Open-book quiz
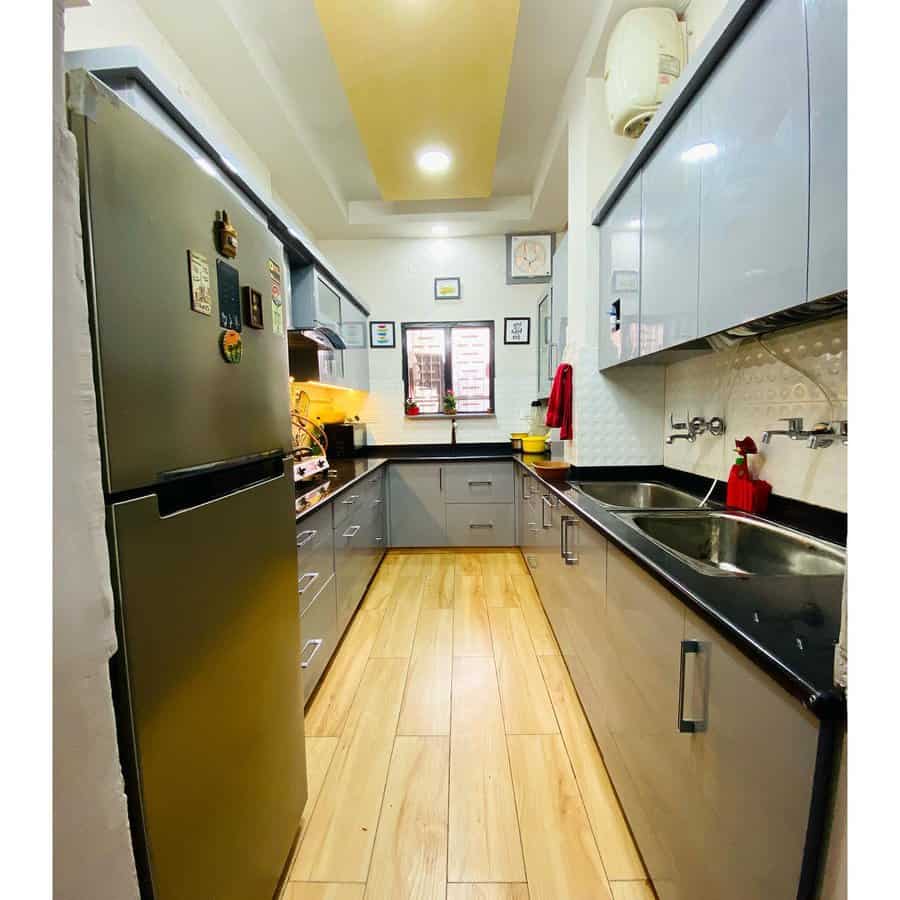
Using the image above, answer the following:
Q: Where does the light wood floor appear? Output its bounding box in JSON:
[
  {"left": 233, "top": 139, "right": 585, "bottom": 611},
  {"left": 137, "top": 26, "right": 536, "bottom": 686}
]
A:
[{"left": 285, "top": 549, "right": 654, "bottom": 900}]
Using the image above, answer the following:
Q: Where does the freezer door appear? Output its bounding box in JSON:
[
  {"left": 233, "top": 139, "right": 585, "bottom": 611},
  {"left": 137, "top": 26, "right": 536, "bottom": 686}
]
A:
[
  {"left": 109, "top": 464, "right": 306, "bottom": 900},
  {"left": 74, "top": 91, "right": 291, "bottom": 494}
]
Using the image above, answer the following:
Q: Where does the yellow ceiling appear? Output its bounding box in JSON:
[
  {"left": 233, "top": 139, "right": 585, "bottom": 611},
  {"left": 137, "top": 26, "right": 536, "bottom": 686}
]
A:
[{"left": 314, "top": 0, "right": 521, "bottom": 202}]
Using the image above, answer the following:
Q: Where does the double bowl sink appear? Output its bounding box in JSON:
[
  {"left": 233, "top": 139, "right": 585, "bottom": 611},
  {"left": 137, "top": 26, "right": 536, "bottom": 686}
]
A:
[{"left": 569, "top": 481, "right": 845, "bottom": 578}]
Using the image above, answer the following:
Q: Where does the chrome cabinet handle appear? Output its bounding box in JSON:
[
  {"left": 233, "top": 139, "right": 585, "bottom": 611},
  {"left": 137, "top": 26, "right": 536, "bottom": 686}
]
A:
[
  {"left": 374, "top": 498, "right": 383, "bottom": 505},
  {"left": 548, "top": 342, "right": 557, "bottom": 378},
  {"left": 468, "top": 480, "right": 493, "bottom": 487},
  {"left": 469, "top": 522, "right": 494, "bottom": 529},
  {"left": 298, "top": 571, "right": 319, "bottom": 594},
  {"left": 527, "top": 521, "right": 539, "bottom": 534},
  {"left": 541, "top": 494, "right": 555, "bottom": 529},
  {"left": 300, "top": 638, "right": 323, "bottom": 669},
  {"left": 439, "top": 468, "right": 443, "bottom": 492},
  {"left": 522, "top": 474, "right": 532, "bottom": 499},
  {"left": 561, "top": 516, "right": 578, "bottom": 565},
  {"left": 375, "top": 536, "right": 384, "bottom": 543},
  {"left": 296, "top": 529, "right": 317, "bottom": 548},
  {"left": 677, "top": 640, "right": 707, "bottom": 733},
  {"left": 342, "top": 524, "right": 361, "bottom": 538},
  {"left": 342, "top": 495, "right": 360, "bottom": 505}
]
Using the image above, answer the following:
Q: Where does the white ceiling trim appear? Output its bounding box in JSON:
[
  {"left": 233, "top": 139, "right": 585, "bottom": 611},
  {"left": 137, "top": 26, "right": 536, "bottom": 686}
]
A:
[{"left": 348, "top": 195, "right": 533, "bottom": 226}]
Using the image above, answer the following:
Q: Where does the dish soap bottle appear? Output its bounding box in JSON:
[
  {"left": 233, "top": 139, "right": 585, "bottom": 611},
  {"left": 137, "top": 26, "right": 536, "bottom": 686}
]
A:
[{"left": 726, "top": 437, "right": 772, "bottom": 514}]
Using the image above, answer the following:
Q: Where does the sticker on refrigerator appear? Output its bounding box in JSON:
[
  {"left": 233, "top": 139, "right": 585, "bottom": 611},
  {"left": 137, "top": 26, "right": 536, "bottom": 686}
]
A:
[
  {"left": 187, "top": 250, "right": 211, "bottom": 316},
  {"left": 219, "top": 329, "right": 243, "bottom": 363},
  {"left": 242, "top": 285, "right": 264, "bottom": 329},
  {"left": 216, "top": 260, "right": 241, "bottom": 331},
  {"left": 267, "top": 258, "right": 284, "bottom": 336}
]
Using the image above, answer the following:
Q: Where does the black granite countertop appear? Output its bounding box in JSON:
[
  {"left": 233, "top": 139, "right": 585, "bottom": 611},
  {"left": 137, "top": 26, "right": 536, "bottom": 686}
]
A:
[
  {"left": 294, "top": 457, "right": 387, "bottom": 522},
  {"left": 292, "top": 443, "right": 846, "bottom": 718}
]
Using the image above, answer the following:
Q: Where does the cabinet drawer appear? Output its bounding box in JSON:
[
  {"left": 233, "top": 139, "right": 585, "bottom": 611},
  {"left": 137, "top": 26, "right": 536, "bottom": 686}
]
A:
[
  {"left": 444, "top": 462, "right": 514, "bottom": 504},
  {"left": 446, "top": 502, "right": 515, "bottom": 546},
  {"left": 333, "top": 486, "right": 366, "bottom": 531},
  {"left": 296, "top": 505, "right": 334, "bottom": 602},
  {"left": 300, "top": 573, "right": 337, "bottom": 703},
  {"left": 360, "top": 468, "right": 386, "bottom": 516}
]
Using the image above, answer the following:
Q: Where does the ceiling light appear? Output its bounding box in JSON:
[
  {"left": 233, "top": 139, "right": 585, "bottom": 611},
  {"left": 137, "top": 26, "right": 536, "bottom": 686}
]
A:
[
  {"left": 431, "top": 224, "right": 449, "bottom": 236},
  {"left": 417, "top": 148, "right": 452, "bottom": 174},
  {"left": 681, "top": 142, "right": 719, "bottom": 163}
]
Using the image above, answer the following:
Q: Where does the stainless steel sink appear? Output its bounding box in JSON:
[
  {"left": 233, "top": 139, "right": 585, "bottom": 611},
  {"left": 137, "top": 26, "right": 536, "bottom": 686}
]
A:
[
  {"left": 570, "top": 481, "right": 707, "bottom": 509},
  {"left": 614, "top": 510, "right": 846, "bottom": 577}
]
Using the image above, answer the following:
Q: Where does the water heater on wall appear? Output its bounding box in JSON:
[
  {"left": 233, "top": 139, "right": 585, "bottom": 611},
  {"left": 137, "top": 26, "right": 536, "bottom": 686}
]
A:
[{"left": 605, "top": 7, "right": 687, "bottom": 138}]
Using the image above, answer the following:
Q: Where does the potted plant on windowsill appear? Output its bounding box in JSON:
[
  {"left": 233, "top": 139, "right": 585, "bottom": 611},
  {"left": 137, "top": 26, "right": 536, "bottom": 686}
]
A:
[
  {"left": 442, "top": 390, "right": 457, "bottom": 416},
  {"left": 405, "top": 397, "right": 420, "bottom": 416}
]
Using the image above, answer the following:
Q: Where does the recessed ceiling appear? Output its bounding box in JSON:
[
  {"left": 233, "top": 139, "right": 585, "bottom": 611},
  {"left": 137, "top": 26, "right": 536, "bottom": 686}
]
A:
[{"left": 314, "top": 0, "right": 520, "bottom": 202}]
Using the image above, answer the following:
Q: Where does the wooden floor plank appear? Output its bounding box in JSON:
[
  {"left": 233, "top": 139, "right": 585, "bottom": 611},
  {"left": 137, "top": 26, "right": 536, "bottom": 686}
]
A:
[
  {"left": 609, "top": 881, "right": 655, "bottom": 900},
  {"left": 509, "top": 574, "right": 559, "bottom": 655},
  {"left": 398, "top": 653, "right": 452, "bottom": 736},
  {"left": 286, "top": 885, "right": 365, "bottom": 900},
  {"left": 305, "top": 609, "right": 385, "bottom": 737},
  {"left": 362, "top": 562, "right": 402, "bottom": 612},
  {"left": 449, "top": 658, "right": 525, "bottom": 883},
  {"left": 293, "top": 737, "right": 338, "bottom": 852},
  {"left": 539, "top": 655, "right": 646, "bottom": 881},
  {"left": 455, "top": 554, "right": 483, "bottom": 577},
  {"left": 446, "top": 886, "right": 529, "bottom": 900},
  {"left": 488, "top": 608, "right": 558, "bottom": 734},
  {"left": 293, "top": 658, "right": 408, "bottom": 883},
  {"left": 507, "top": 734, "right": 613, "bottom": 900},
  {"left": 422, "top": 555, "right": 455, "bottom": 609},
  {"left": 482, "top": 573, "right": 520, "bottom": 609},
  {"left": 413, "top": 609, "right": 453, "bottom": 658},
  {"left": 453, "top": 575, "right": 494, "bottom": 657},
  {"left": 363, "top": 736, "right": 449, "bottom": 900},
  {"left": 370, "top": 577, "right": 425, "bottom": 658}
]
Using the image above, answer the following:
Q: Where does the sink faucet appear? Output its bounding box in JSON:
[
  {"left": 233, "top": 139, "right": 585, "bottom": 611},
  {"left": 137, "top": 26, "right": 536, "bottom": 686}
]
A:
[
  {"left": 761, "top": 417, "right": 809, "bottom": 444},
  {"left": 666, "top": 431, "right": 695, "bottom": 444},
  {"left": 450, "top": 416, "right": 457, "bottom": 446}
]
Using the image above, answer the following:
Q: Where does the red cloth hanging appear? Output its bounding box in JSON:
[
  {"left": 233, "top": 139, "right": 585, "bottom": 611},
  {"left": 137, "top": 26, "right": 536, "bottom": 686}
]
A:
[{"left": 545, "top": 363, "right": 573, "bottom": 440}]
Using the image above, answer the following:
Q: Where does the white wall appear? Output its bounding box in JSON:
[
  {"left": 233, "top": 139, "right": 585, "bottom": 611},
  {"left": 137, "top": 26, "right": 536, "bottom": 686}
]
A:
[
  {"left": 663, "top": 317, "right": 848, "bottom": 511},
  {"left": 684, "top": 0, "right": 731, "bottom": 56},
  {"left": 319, "top": 237, "right": 546, "bottom": 445},
  {"left": 53, "top": 1, "right": 140, "bottom": 897}
]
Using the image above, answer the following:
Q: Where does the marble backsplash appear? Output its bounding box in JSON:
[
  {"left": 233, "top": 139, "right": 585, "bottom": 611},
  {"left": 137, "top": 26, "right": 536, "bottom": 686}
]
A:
[{"left": 663, "top": 316, "right": 847, "bottom": 511}]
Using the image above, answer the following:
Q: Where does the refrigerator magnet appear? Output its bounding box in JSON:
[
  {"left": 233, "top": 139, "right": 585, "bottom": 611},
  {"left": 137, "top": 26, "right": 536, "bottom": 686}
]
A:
[
  {"left": 187, "top": 250, "right": 211, "bottom": 316},
  {"left": 216, "top": 260, "right": 242, "bottom": 332},
  {"left": 219, "top": 329, "right": 243, "bottom": 364},
  {"left": 242, "top": 286, "right": 264, "bottom": 329},
  {"left": 267, "top": 258, "right": 284, "bottom": 336}
]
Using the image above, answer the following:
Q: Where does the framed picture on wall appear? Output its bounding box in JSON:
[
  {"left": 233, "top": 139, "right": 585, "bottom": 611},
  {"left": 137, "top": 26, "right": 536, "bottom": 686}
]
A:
[
  {"left": 369, "top": 320, "right": 396, "bottom": 348},
  {"left": 434, "top": 277, "right": 461, "bottom": 301},
  {"left": 504, "top": 317, "right": 531, "bottom": 345}
]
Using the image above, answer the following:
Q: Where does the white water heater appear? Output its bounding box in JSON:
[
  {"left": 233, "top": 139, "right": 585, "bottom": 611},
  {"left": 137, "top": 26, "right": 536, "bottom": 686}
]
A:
[{"left": 605, "top": 7, "right": 687, "bottom": 138}]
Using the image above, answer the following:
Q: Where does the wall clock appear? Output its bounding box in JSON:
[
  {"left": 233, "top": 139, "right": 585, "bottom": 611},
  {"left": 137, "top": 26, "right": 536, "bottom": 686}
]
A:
[{"left": 506, "top": 232, "right": 555, "bottom": 284}]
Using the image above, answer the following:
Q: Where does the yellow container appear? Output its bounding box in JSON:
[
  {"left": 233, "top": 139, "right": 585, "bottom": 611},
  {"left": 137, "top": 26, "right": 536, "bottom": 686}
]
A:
[{"left": 521, "top": 434, "right": 550, "bottom": 453}]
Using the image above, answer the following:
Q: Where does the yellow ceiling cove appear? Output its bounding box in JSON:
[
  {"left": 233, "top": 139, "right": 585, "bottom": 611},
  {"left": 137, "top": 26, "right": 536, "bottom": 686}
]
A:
[{"left": 315, "top": 0, "right": 521, "bottom": 201}]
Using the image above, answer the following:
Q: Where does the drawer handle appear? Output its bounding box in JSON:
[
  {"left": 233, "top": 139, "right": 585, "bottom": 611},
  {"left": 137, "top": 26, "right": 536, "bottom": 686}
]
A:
[
  {"left": 468, "top": 480, "right": 493, "bottom": 487},
  {"left": 374, "top": 498, "right": 383, "bottom": 505},
  {"left": 522, "top": 474, "right": 532, "bottom": 499},
  {"left": 342, "top": 524, "right": 361, "bottom": 538},
  {"left": 561, "top": 516, "right": 578, "bottom": 565},
  {"left": 541, "top": 494, "right": 555, "bottom": 529},
  {"left": 375, "top": 536, "right": 384, "bottom": 543},
  {"left": 300, "top": 638, "right": 323, "bottom": 669},
  {"left": 298, "top": 571, "right": 319, "bottom": 594},
  {"left": 296, "top": 529, "right": 317, "bottom": 548},
  {"left": 469, "top": 522, "right": 494, "bottom": 529},
  {"left": 677, "top": 640, "right": 707, "bottom": 733},
  {"left": 342, "top": 495, "right": 360, "bottom": 505}
]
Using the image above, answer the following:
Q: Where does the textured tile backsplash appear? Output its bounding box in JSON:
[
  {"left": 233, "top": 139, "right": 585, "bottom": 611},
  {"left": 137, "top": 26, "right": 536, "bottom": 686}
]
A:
[{"left": 664, "top": 316, "right": 847, "bottom": 511}]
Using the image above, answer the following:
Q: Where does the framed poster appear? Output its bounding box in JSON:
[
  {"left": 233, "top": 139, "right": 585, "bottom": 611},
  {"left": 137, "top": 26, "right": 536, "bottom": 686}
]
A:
[
  {"left": 369, "top": 320, "right": 396, "bottom": 348},
  {"left": 504, "top": 317, "right": 531, "bottom": 345},
  {"left": 434, "top": 277, "right": 461, "bottom": 300}
]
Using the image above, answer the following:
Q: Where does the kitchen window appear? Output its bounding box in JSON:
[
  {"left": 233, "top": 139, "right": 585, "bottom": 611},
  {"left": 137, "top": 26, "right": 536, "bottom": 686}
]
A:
[{"left": 402, "top": 321, "right": 495, "bottom": 415}]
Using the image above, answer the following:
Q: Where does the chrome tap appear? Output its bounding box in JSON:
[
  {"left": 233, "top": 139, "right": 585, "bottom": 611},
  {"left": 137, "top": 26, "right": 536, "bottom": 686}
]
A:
[
  {"left": 666, "top": 431, "right": 696, "bottom": 444},
  {"left": 761, "top": 417, "right": 807, "bottom": 444},
  {"left": 450, "top": 416, "right": 457, "bottom": 446}
]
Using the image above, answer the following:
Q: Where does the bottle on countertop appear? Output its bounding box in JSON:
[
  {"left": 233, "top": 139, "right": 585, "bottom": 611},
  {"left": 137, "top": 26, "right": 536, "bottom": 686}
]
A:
[{"left": 726, "top": 437, "right": 772, "bottom": 514}]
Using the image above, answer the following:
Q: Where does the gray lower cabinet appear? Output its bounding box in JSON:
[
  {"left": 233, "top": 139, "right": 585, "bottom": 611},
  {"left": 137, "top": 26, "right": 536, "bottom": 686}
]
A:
[
  {"left": 520, "top": 504, "right": 823, "bottom": 900},
  {"left": 443, "top": 461, "right": 514, "bottom": 504},
  {"left": 389, "top": 463, "right": 447, "bottom": 547},
  {"left": 446, "top": 503, "right": 515, "bottom": 547},
  {"left": 299, "top": 574, "right": 337, "bottom": 702}
]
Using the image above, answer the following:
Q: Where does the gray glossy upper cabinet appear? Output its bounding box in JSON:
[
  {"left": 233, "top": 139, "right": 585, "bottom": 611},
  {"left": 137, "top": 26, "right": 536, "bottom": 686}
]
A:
[
  {"left": 551, "top": 235, "right": 568, "bottom": 370},
  {"left": 536, "top": 291, "right": 553, "bottom": 396},
  {"left": 340, "top": 298, "right": 370, "bottom": 392},
  {"left": 640, "top": 104, "right": 703, "bottom": 354},
  {"left": 697, "top": 0, "right": 810, "bottom": 335},
  {"left": 388, "top": 463, "right": 446, "bottom": 547},
  {"left": 806, "top": 0, "right": 847, "bottom": 300},
  {"left": 598, "top": 175, "right": 642, "bottom": 370}
]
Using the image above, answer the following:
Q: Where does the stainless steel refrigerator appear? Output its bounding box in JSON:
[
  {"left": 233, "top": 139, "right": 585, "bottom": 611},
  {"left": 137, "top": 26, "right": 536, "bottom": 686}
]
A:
[{"left": 70, "top": 77, "right": 307, "bottom": 900}]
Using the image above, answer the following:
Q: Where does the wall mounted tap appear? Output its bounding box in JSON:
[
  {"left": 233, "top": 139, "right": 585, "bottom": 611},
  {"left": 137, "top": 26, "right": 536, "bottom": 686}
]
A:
[
  {"left": 666, "top": 412, "right": 725, "bottom": 444},
  {"left": 761, "top": 417, "right": 807, "bottom": 444},
  {"left": 666, "top": 431, "right": 696, "bottom": 444}
]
